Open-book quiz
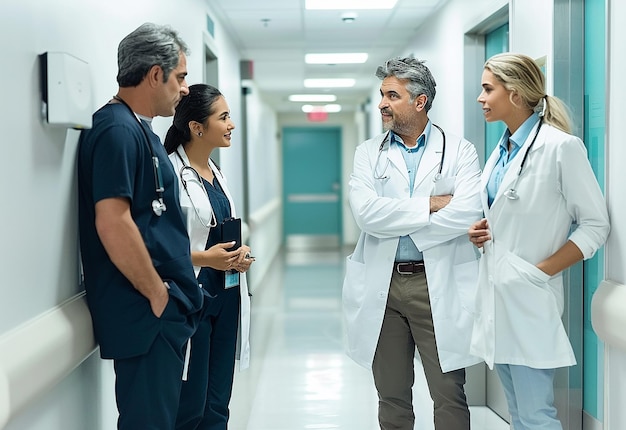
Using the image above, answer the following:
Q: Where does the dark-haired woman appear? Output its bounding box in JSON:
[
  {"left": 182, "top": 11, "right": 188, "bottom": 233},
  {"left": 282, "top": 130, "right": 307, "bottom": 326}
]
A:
[{"left": 165, "top": 83, "right": 252, "bottom": 430}]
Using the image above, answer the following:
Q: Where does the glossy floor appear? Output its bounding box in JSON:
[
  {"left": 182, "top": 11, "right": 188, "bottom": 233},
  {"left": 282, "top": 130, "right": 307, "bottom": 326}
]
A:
[{"left": 229, "top": 248, "right": 510, "bottom": 430}]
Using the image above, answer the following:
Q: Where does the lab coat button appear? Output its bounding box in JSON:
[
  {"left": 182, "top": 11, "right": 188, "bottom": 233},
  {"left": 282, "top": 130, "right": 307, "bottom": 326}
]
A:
[{"left": 378, "top": 292, "right": 386, "bottom": 300}]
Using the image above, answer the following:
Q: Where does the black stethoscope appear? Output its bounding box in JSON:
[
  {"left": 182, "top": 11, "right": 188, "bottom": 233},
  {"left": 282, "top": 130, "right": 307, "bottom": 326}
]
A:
[
  {"left": 113, "top": 95, "right": 167, "bottom": 216},
  {"left": 175, "top": 150, "right": 217, "bottom": 228},
  {"left": 374, "top": 124, "right": 446, "bottom": 181},
  {"left": 503, "top": 119, "right": 544, "bottom": 200}
]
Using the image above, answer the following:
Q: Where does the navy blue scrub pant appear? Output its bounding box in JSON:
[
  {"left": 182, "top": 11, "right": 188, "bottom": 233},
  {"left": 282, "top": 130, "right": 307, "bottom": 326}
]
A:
[
  {"left": 175, "top": 285, "right": 240, "bottom": 430},
  {"left": 113, "top": 297, "right": 196, "bottom": 430}
]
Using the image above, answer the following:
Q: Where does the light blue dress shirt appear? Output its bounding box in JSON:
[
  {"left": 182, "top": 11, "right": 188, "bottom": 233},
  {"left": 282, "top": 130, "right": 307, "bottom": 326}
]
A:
[
  {"left": 394, "top": 122, "right": 432, "bottom": 262},
  {"left": 487, "top": 113, "right": 540, "bottom": 207}
]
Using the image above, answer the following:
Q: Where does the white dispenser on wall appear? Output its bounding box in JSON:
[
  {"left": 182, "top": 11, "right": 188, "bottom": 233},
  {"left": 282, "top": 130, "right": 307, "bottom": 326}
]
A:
[{"left": 39, "top": 52, "right": 92, "bottom": 129}]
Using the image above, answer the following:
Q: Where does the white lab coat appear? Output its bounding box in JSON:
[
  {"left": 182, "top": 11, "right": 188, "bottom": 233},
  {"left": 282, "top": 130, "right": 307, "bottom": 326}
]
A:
[
  {"left": 343, "top": 125, "right": 483, "bottom": 372},
  {"left": 470, "top": 122, "right": 610, "bottom": 370},
  {"left": 168, "top": 146, "right": 251, "bottom": 370}
]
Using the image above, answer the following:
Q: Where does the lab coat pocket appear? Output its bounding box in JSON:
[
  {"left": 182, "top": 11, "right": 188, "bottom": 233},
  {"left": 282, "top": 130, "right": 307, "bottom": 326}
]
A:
[
  {"left": 505, "top": 252, "right": 551, "bottom": 285},
  {"left": 342, "top": 254, "right": 366, "bottom": 312},
  {"left": 431, "top": 176, "right": 456, "bottom": 196},
  {"left": 493, "top": 250, "right": 571, "bottom": 367},
  {"left": 495, "top": 250, "right": 556, "bottom": 320}
]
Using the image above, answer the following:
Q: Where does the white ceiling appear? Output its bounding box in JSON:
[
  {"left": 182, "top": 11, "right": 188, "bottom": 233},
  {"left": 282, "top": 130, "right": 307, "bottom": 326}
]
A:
[{"left": 207, "top": 0, "right": 447, "bottom": 113}]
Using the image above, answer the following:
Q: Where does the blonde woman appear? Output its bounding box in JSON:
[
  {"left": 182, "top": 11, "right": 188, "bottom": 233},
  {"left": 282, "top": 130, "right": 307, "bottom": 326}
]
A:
[{"left": 468, "top": 53, "right": 609, "bottom": 429}]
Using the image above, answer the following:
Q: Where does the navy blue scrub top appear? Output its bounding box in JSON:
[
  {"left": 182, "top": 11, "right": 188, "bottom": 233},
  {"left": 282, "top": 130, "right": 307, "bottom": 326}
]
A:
[
  {"left": 197, "top": 174, "right": 232, "bottom": 296},
  {"left": 77, "top": 103, "right": 202, "bottom": 359}
]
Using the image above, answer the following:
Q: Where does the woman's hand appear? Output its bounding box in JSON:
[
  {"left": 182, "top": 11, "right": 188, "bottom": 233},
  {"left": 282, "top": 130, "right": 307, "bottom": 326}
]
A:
[
  {"left": 200, "top": 242, "right": 240, "bottom": 271},
  {"left": 232, "top": 245, "right": 255, "bottom": 273},
  {"left": 468, "top": 218, "right": 491, "bottom": 249}
]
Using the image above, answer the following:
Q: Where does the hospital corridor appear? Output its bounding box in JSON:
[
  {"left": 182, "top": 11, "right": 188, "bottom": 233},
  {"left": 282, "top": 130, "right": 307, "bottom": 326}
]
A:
[
  {"left": 3, "top": 0, "right": 626, "bottom": 429},
  {"left": 228, "top": 247, "right": 509, "bottom": 430}
]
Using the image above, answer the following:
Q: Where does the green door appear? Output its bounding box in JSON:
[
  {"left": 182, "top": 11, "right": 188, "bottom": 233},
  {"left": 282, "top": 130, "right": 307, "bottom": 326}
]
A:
[
  {"left": 282, "top": 127, "right": 342, "bottom": 248},
  {"left": 583, "top": 0, "right": 607, "bottom": 422},
  {"left": 484, "top": 22, "right": 510, "bottom": 423},
  {"left": 485, "top": 23, "right": 509, "bottom": 157}
]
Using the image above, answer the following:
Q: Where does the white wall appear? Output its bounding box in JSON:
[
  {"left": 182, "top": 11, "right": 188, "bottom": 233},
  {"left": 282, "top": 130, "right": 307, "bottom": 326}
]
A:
[
  {"left": 0, "top": 1, "right": 281, "bottom": 428},
  {"left": 604, "top": 0, "right": 626, "bottom": 428},
  {"left": 509, "top": 0, "right": 553, "bottom": 93},
  {"left": 241, "top": 79, "right": 282, "bottom": 291},
  {"left": 198, "top": 6, "right": 246, "bottom": 215}
]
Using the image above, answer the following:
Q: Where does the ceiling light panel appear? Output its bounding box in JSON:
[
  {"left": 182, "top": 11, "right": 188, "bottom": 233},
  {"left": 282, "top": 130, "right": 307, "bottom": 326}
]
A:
[
  {"left": 324, "top": 104, "right": 342, "bottom": 113},
  {"left": 305, "top": 53, "right": 368, "bottom": 64},
  {"left": 305, "top": 0, "right": 397, "bottom": 10},
  {"left": 304, "top": 78, "right": 356, "bottom": 88},
  {"left": 289, "top": 94, "right": 337, "bottom": 102}
]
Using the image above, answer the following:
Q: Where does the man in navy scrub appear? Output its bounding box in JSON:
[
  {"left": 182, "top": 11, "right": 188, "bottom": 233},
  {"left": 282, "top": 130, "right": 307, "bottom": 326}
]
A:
[{"left": 77, "top": 23, "right": 203, "bottom": 429}]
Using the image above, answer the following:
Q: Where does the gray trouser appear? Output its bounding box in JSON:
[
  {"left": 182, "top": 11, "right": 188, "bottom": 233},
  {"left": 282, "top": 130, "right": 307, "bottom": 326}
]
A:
[{"left": 372, "top": 271, "right": 470, "bottom": 430}]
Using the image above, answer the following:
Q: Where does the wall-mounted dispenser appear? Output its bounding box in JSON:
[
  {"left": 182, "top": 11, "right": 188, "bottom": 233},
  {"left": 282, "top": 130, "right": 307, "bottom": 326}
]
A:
[{"left": 39, "top": 52, "right": 92, "bottom": 129}]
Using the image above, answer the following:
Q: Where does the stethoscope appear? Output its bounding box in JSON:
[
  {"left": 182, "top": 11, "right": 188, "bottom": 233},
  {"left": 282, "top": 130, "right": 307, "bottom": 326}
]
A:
[
  {"left": 374, "top": 124, "right": 446, "bottom": 181},
  {"left": 113, "top": 95, "right": 167, "bottom": 216},
  {"left": 176, "top": 150, "right": 217, "bottom": 228},
  {"left": 503, "top": 119, "right": 544, "bottom": 200}
]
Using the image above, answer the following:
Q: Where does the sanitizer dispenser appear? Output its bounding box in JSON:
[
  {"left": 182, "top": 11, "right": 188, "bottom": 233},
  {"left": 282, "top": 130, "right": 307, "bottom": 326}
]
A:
[{"left": 39, "top": 52, "right": 93, "bottom": 129}]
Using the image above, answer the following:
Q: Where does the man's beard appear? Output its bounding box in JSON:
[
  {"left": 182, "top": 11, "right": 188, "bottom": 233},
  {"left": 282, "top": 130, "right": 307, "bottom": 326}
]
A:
[{"left": 381, "top": 115, "right": 411, "bottom": 137}]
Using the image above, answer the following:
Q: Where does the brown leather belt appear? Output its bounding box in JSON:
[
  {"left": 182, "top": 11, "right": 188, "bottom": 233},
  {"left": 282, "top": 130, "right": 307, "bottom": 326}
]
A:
[{"left": 395, "top": 261, "right": 425, "bottom": 275}]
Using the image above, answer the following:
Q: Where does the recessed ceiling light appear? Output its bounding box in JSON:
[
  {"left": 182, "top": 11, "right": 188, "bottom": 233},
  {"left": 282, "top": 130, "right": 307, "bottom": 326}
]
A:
[
  {"left": 289, "top": 94, "right": 337, "bottom": 102},
  {"left": 324, "top": 104, "right": 342, "bottom": 113},
  {"left": 305, "top": 0, "right": 397, "bottom": 10},
  {"left": 305, "top": 53, "right": 368, "bottom": 64},
  {"left": 304, "top": 78, "right": 356, "bottom": 88}
]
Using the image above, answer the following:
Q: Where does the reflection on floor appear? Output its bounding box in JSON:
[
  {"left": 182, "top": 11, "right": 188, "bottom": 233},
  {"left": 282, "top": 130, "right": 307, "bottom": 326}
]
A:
[{"left": 229, "top": 248, "right": 510, "bottom": 430}]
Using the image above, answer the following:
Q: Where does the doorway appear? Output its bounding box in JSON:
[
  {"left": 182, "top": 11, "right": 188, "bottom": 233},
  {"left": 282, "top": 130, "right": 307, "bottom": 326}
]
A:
[
  {"left": 282, "top": 127, "right": 342, "bottom": 249},
  {"left": 203, "top": 37, "right": 220, "bottom": 167}
]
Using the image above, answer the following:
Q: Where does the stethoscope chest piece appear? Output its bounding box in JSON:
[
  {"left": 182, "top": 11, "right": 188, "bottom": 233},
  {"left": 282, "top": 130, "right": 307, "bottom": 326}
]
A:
[
  {"left": 503, "top": 188, "right": 519, "bottom": 200},
  {"left": 499, "top": 119, "right": 544, "bottom": 202},
  {"left": 113, "top": 95, "right": 167, "bottom": 217},
  {"left": 152, "top": 199, "right": 167, "bottom": 216}
]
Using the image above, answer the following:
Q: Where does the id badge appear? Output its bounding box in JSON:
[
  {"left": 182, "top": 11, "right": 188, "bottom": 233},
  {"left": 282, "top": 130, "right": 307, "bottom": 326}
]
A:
[{"left": 225, "top": 270, "right": 240, "bottom": 289}]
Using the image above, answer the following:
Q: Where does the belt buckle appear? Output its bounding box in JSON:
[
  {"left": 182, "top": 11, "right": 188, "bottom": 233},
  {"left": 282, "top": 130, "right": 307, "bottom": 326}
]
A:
[
  {"left": 396, "top": 263, "right": 413, "bottom": 275},
  {"left": 395, "top": 261, "right": 424, "bottom": 275}
]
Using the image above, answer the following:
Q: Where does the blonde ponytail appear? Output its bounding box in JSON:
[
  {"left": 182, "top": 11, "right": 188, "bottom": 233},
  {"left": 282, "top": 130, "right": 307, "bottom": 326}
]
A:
[{"left": 485, "top": 53, "right": 573, "bottom": 134}]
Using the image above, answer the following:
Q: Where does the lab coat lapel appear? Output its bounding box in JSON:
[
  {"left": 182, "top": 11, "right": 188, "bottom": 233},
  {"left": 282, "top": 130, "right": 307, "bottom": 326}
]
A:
[
  {"left": 211, "top": 159, "right": 236, "bottom": 216},
  {"left": 481, "top": 149, "right": 500, "bottom": 213},
  {"left": 175, "top": 146, "right": 197, "bottom": 185},
  {"left": 386, "top": 142, "right": 410, "bottom": 186},
  {"left": 414, "top": 129, "right": 442, "bottom": 189}
]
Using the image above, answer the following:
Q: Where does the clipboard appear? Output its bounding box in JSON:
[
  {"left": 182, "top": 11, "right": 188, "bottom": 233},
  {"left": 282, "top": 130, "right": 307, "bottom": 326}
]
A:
[{"left": 221, "top": 217, "right": 241, "bottom": 251}]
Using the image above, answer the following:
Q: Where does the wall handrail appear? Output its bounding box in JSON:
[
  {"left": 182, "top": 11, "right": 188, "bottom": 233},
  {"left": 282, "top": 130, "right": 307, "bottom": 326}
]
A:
[
  {"left": 0, "top": 292, "right": 97, "bottom": 428},
  {"left": 591, "top": 280, "right": 626, "bottom": 351}
]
